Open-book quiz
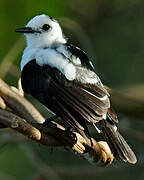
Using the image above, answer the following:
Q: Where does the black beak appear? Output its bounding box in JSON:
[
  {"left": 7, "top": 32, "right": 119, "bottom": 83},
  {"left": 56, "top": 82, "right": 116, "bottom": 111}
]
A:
[{"left": 15, "top": 27, "right": 41, "bottom": 34}]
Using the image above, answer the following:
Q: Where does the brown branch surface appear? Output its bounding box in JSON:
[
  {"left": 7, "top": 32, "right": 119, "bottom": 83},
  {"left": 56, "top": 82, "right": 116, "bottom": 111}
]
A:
[{"left": 0, "top": 78, "right": 114, "bottom": 166}]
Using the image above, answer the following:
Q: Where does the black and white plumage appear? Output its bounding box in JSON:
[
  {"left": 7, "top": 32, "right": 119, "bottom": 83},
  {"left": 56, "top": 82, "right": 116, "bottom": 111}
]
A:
[{"left": 15, "top": 14, "right": 136, "bottom": 164}]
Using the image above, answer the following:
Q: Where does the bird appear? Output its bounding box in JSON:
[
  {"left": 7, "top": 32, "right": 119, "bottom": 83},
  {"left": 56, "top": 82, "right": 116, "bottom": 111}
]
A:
[{"left": 15, "top": 14, "right": 137, "bottom": 164}]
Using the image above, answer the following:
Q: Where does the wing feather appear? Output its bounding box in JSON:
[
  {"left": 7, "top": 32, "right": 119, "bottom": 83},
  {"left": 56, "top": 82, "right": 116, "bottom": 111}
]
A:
[{"left": 21, "top": 60, "right": 110, "bottom": 128}]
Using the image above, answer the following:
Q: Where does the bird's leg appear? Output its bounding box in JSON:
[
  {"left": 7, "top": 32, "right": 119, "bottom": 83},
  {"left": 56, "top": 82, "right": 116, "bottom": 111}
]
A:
[{"left": 43, "top": 115, "right": 58, "bottom": 125}]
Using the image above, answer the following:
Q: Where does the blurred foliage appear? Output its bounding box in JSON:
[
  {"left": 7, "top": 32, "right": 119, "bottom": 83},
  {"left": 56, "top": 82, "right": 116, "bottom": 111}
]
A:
[{"left": 0, "top": 0, "right": 144, "bottom": 180}]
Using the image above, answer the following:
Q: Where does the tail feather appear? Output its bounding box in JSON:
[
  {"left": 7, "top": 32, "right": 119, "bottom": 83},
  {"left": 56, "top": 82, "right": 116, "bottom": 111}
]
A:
[{"left": 97, "top": 119, "right": 137, "bottom": 164}]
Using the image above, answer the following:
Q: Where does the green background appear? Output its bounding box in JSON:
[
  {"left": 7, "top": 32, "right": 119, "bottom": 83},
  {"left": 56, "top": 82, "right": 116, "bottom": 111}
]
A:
[{"left": 0, "top": 0, "right": 144, "bottom": 179}]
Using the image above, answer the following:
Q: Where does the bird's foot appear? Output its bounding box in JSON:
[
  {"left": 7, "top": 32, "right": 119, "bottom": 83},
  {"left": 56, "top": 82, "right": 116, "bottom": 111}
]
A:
[{"left": 97, "top": 141, "right": 114, "bottom": 166}]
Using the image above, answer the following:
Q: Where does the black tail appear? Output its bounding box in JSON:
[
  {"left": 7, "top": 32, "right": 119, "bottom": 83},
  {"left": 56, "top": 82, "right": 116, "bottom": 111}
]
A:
[{"left": 97, "top": 119, "right": 137, "bottom": 164}]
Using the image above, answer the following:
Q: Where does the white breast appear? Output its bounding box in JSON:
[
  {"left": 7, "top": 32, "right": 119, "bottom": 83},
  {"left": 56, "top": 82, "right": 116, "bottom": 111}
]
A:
[{"left": 21, "top": 47, "right": 76, "bottom": 81}]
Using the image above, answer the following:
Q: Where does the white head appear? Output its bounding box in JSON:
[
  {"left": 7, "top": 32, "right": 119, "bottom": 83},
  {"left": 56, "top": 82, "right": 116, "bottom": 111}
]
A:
[{"left": 15, "top": 14, "right": 66, "bottom": 48}]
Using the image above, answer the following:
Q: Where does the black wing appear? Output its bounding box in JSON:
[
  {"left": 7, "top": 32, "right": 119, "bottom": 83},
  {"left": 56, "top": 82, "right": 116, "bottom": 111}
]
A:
[
  {"left": 65, "top": 44, "right": 118, "bottom": 123},
  {"left": 21, "top": 59, "right": 109, "bottom": 142}
]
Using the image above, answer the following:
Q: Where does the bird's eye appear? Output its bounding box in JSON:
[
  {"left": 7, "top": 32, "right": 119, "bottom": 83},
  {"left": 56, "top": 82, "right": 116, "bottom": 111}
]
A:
[{"left": 42, "top": 24, "right": 51, "bottom": 31}]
